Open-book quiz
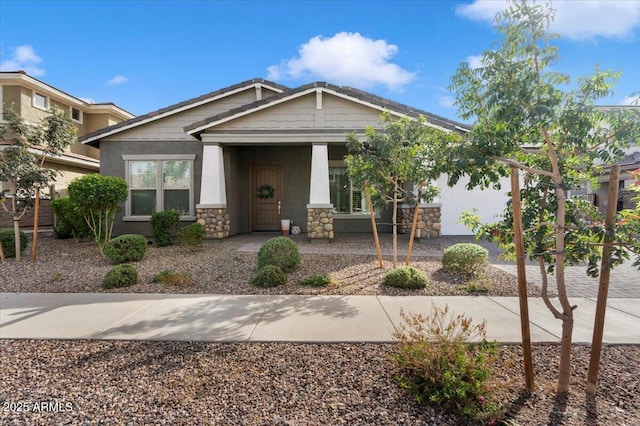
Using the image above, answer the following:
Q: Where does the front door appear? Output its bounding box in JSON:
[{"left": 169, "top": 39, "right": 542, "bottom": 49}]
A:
[{"left": 252, "top": 165, "right": 282, "bottom": 231}]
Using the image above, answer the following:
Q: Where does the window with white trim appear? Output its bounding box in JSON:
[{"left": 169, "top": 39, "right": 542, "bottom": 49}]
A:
[
  {"left": 329, "top": 165, "right": 369, "bottom": 215},
  {"left": 33, "top": 92, "right": 48, "bottom": 110},
  {"left": 123, "top": 155, "right": 195, "bottom": 219}
]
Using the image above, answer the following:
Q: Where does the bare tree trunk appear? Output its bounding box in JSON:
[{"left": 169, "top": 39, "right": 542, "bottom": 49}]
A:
[
  {"left": 586, "top": 165, "right": 620, "bottom": 395},
  {"left": 405, "top": 181, "right": 424, "bottom": 266},
  {"left": 11, "top": 194, "right": 22, "bottom": 262},
  {"left": 392, "top": 188, "right": 398, "bottom": 268},
  {"left": 32, "top": 186, "right": 40, "bottom": 261},
  {"left": 365, "top": 188, "right": 383, "bottom": 269}
]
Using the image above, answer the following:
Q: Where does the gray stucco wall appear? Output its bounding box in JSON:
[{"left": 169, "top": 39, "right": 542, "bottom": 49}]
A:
[{"left": 100, "top": 140, "right": 203, "bottom": 236}]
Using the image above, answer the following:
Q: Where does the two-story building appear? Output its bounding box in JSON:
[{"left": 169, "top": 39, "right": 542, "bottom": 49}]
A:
[{"left": 0, "top": 70, "right": 134, "bottom": 197}]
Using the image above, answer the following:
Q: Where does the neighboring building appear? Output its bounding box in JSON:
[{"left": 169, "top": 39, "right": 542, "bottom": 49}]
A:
[
  {"left": 80, "top": 78, "right": 513, "bottom": 239},
  {"left": 0, "top": 70, "right": 134, "bottom": 197}
]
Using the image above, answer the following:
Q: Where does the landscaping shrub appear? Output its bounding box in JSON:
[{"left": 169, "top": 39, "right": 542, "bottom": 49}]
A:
[
  {"left": 299, "top": 274, "right": 332, "bottom": 287},
  {"left": 257, "top": 236, "right": 301, "bottom": 272},
  {"left": 177, "top": 223, "right": 206, "bottom": 251},
  {"left": 441, "top": 243, "right": 489, "bottom": 275},
  {"left": 103, "top": 264, "right": 139, "bottom": 289},
  {"left": 0, "top": 229, "right": 29, "bottom": 258},
  {"left": 251, "top": 265, "right": 287, "bottom": 288},
  {"left": 393, "top": 305, "right": 500, "bottom": 422},
  {"left": 50, "top": 197, "right": 92, "bottom": 240},
  {"left": 152, "top": 270, "right": 191, "bottom": 286},
  {"left": 103, "top": 234, "right": 147, "bottom": 264},
  {"left": 383, "top": 266, "right": 429, "bottom": 289},
  {"left": 150, "top": 210, "right": 180, "bottom": 247}
]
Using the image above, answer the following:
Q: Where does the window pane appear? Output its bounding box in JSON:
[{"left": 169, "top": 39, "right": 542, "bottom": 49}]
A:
[
  {"left": 130, "top": 161, "right": 157, "bottom": 189},
  {"left": 131, "top": 190, "right": 156, "bottom": 215},
  {"left": 329, "top": 167, "right": 350, "bottom": 214},
  {"left": 164, "top": 190, "right": 190, "bottom": 214},
  {"left": 34, "top": 93, "right": 47, "bottom": 109},
  {"left": 163, "top": 161, "right": 190, "bottom": 189},
  {"left": 352, "top": 188, "right": 369, "bottom": 214}
]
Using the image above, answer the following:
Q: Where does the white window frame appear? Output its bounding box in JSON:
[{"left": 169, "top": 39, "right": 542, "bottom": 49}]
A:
[
  {"left": 122, "top": 154, "right": 196, "bottom": 221},
  {"left": 32, "top": 91, "right": 49, "bottom": 110},
  {"left": 70, "top": 107, "right": 83, "bottom": 124},
  {"left": 328, "top": 160, "right": 377, "bottom": 218}
]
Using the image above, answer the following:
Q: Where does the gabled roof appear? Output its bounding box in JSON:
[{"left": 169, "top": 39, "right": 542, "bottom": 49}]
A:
[
  {"left": 185, "top": 81, "right": 470, "bottom": 137},
  {"left": 80, "top": 78, "right": 288, "bottom": 146},
  {"left": 0, "top": 70, "right": 134, "bottom": 120}
]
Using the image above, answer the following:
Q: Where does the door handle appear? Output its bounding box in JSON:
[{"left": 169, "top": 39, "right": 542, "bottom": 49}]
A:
[{"left": 278, "top": 200, "right": 281, "bottom": 215}]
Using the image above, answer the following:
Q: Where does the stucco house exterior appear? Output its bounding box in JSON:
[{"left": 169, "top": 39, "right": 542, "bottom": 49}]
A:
[
  {"left": 0, "top": 71, "right": 134, "bottom": 195},
  {"left": 0, "top": 71, "right": 134, "bottom": 229},
  {"left": 80, "top": 79, "right": 513, "bottom": 239}
]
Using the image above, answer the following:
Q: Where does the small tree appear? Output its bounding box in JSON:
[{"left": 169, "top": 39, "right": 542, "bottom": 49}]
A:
[
  {"left": 0, "top": 106, "right": 76, "bottom": 261},
  {"left": 449, "top": 0, "right": 640, "bottom": 393},
  {"left": 346, "top": 111, "right": 458, "bottom": 267},
  {"left": 68, "top": 174, "right": 128, "bottom": 254}
]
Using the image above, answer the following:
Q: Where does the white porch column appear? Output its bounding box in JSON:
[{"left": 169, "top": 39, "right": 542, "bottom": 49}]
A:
[
  {"left": 307, "top": 143, "right": 334, "bottom": 240},
  {"left": 198, "top": 143, "right": 226, "bottom": 208},
  {"left": 308, "top": 143, "right": 331, "bottom": 207}
]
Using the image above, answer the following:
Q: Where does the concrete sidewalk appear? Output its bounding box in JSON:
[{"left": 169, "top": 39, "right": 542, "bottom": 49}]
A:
[{"left": 1, "top": 293, "right": 639, "bottom": 344}]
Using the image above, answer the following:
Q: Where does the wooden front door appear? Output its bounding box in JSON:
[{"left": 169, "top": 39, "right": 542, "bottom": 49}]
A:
[{"left": 252, "top": 165, "right": 283, "bottom": 231}]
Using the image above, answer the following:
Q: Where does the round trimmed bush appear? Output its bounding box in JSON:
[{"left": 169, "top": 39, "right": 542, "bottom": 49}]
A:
[
  {"left": 383, "top": 266, "right": 429, "bottom": 289},
  {"left": 178, "top": 223, "right": 206, "bottom": 251},
  {"left": 103, "top": 264, "right": 139, "bottom": 289},
  {"left": 0, "top": 229, "right": 29, "bottom": 258},
  {"left": 103, "top": 234, "right": 148, "bottom": 264},
  {"left": 257, "top": 237, "right": 301, "bottom": 272},
  {"left": 251, "top": 265, "right": 287, "bottom": 288},
  {"left": 150, "top": 210, "right": 180, "bottom": 247},
  {"left": 441, "top": 243, "right": 489, "bottom": 275}
]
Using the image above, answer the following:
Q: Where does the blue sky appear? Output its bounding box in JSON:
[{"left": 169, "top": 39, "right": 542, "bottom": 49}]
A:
[{"left": 1, "top": 0, "right": 639, "bottom": 122}]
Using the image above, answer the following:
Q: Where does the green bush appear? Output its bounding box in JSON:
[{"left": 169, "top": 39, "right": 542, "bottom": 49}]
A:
[
  {"left": 103, "top": 234, "right": 148, "bottom": 264},
  {"left": 251, "top": 265, "right": 287, "bottom": 288},
  {"left": 103, "top": 264, "right": 139, "bottom": 289},
  {"left": 177, "top": 223, "right": 206, "bottom": 251},
  {"left": 299, "top": 274, "right": 332, "bottom": 287},
  {"left": 384, "top": 266, "right": 429, "bottom": 289},
  {"left": 50, "top": 197, "right": 92, "bottom": 240},
  {"left": 442, "top": 243, "right": 489, "bottom": 276},
  {"left": 257, "top": 237, "right": 301, "bottom": 272},
  {"left": 0, "top": 229, "right": 29, "bottom": 258},
  {"left": 393, "top": 305, "right": 500, "bottom": 421},
  {"left": 150, "top": 210, "right": 180, "bottom": 247}
]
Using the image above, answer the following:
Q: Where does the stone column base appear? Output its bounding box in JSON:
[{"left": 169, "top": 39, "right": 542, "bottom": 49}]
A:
[
  {"left": 307, "top": 207, "right": 334, "bottom": 240},
  {"left": 196, "top": 207, "right": 230, "bottom": 239},
  {"left": 400, "top": 205, "right": 441, "bottom": 239}
]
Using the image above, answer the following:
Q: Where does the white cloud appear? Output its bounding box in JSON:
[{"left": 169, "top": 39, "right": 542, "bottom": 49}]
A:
[
  {"left": 0, "top": 45, "right": 45, "bottom": 76},
  {"left": 465, "top": 54, "right": 484, "bottom": 70},
  {"left": 267, "top": 32, "right": 415, "bottom": 90},
  {"left": 620, "top": 94, "right": 640, "bottom": 106},
  {"left": 456, "top": 0, "right": 640, "bottom": 40},
  {"left": 438, "top": 96, "right": 456, "bottom": 108},
  {"left": 107, "top": 75, "right": 129, "bottom": 85}
]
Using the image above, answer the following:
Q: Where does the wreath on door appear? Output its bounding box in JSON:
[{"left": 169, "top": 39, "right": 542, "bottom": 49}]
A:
[{"left": 257, "top": 184, "right": 274, "bottom": 199}]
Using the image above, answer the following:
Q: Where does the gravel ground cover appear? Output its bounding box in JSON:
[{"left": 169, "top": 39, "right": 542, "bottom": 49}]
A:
[
  {"left": 0, "top": 234, "right": 543, "bottom": 296},
  {"left": 1, "top": 340, "right": 637, "bottom": 425}
]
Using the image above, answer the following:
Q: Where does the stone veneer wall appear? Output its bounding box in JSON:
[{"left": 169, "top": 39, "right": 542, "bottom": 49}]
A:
[
  {"left": 307, "top": 207, "right": 334, "bottom": 240},
  {"left": 399, "top": 205, "right": 441, "bottom": 239},
  {"left": 196, "top": 208, "right": 230, "bottom": 239}
]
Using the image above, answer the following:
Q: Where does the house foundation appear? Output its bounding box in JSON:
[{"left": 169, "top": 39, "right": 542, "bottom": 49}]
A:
[
  {"left": 197, "top": 207, "right": 230, "bottom": 239},
  {"left": 399, "top": 204, "right": 441, "bottom": 239}
]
